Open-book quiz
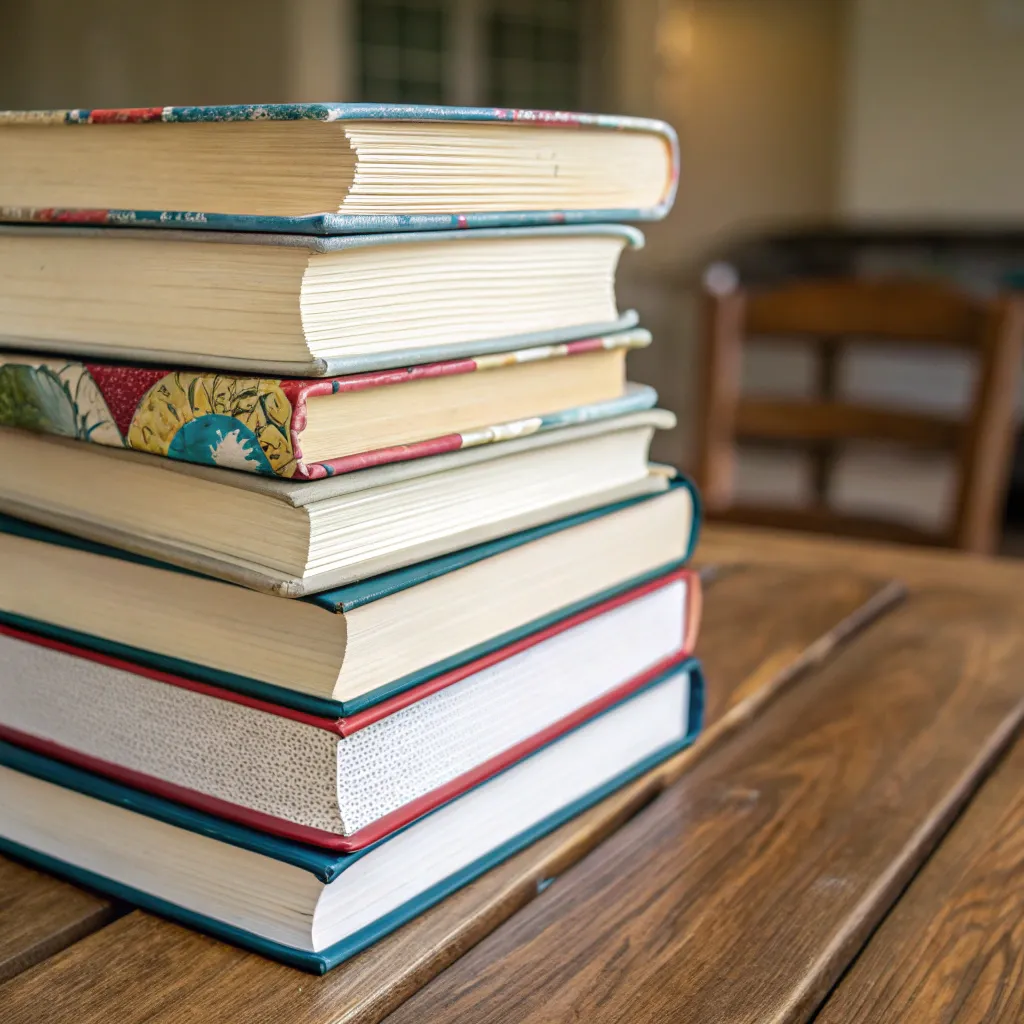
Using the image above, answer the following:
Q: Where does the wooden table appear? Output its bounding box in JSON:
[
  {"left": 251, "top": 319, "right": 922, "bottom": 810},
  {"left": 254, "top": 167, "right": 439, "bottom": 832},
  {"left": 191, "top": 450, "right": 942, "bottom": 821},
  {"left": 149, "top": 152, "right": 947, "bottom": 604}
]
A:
[{"left": 3, "top": 524, "right": 1024, "bottom": 1023}]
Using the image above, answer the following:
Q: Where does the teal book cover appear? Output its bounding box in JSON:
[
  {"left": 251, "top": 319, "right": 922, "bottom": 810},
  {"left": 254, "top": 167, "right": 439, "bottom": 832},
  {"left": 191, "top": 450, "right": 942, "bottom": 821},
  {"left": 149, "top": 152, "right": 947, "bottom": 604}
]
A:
[
  {"left": 0, "top": 659, "right": 704, "bottom": 973},
  {"left": 0, "top": 478, "right": 701, "bottom": 718},
  {"left": 0, "top": 103, "right": 679, "bottom": 236}
]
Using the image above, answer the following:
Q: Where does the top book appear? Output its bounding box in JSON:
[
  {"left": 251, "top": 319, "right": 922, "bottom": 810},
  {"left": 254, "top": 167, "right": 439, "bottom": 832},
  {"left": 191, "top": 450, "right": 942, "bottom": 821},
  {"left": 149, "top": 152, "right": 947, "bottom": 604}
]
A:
[{"left": 0, "top": 104, "right": 679, "bottom": 236}]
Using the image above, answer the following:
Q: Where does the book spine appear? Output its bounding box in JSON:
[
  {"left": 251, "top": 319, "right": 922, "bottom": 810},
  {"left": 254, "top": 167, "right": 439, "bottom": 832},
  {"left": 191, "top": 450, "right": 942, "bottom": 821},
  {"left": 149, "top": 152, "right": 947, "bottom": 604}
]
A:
[
  {"left": 295, "top": 384, "right": 659, "bottom": 479},
  {"left": 0, "top": 206, "right": 672, "bottom": 235}
]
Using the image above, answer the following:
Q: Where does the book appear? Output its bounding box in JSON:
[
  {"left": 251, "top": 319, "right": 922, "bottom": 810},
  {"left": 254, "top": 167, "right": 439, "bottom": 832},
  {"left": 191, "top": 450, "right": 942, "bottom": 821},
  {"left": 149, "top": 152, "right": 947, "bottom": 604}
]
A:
[
  {"left": 0, "top": 223, "right": 642, "bottom": 375},
  {"left": 0, "top": 409, "right": 676, "bottom": 596},
  {"left": 0, "top": 660, "right": 703, "bottom": 972},
  {"left": 0, "top": 482, "right": 700, "bottom": 714},
  {"left": 0, "top": 566, "right": 699, "bottom": 850},
  {"left": 0, "top": 330, "right": 650, "bottom": 479},
  {"left": 0, "top": 104, "right": 678, "bottom": 235}
]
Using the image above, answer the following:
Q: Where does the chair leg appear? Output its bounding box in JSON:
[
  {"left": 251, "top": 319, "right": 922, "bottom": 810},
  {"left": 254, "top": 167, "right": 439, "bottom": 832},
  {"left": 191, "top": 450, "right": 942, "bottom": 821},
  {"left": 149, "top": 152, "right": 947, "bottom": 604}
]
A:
[
  {"left": 810, "top": 339, "right": 841, "bottom": 505},
  {"left": 695, "top": 290, "right": 746, "bottom": 511},
  {"left": 953, "top": 301, "right": 1024, "bottom": 553}
]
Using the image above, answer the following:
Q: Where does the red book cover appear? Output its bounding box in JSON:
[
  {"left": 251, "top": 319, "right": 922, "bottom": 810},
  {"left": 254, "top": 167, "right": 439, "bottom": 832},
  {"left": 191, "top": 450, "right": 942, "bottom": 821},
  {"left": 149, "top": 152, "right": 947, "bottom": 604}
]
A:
[{"left": 0, "top": 568, "right": 700, "bottom": 850}]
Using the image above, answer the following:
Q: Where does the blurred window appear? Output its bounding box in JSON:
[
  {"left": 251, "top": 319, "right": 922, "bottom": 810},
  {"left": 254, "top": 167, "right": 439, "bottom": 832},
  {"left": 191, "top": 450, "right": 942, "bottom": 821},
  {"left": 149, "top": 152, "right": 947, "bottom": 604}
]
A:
[
  {"left": 357, "top": 0, "right": 447, "bottom": 104},
  {"left": 355, "top": 0, "right": 586, "bottom": 109},
  {"left": 485, "top": 0, "right": 582, "bottom": 109}
]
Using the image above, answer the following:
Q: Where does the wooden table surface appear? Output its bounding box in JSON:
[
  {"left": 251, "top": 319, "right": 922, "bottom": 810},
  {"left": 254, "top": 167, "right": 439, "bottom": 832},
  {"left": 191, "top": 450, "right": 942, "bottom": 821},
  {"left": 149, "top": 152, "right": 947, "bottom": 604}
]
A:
[{"left": 3, "top": 524, "right": 1024, "bottom": 1023}]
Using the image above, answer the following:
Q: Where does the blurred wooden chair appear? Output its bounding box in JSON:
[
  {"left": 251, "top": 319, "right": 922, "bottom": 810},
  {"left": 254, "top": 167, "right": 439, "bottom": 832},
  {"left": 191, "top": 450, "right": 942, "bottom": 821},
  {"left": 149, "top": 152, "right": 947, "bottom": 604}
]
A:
[{"left": 694, "top": 276, "right": 1024, "bottom": 554}]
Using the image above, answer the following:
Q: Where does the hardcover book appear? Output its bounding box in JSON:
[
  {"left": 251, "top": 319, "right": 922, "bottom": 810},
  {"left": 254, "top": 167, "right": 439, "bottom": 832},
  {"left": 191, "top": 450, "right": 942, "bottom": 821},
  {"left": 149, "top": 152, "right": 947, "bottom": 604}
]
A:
[
  {"left": 0, "top": 103, "right": 679, "bottom": 235},
  {"left": 0, "top": 659, "right": 703, "bottom": 972},
  {"left": 0, "top": 567, "right": 700, "bottom": 850},
  {"left": 0, "top": 222, "right": 642, "bottom": 375},
  {"left": 0, "top": 330, "right": 651, "bottom": 478},
  {"left": 0, "top": 481, "right": 700, "bottom": 715},
  {"left": 0, "top": 409, "right": 677, "bottom": 596}
]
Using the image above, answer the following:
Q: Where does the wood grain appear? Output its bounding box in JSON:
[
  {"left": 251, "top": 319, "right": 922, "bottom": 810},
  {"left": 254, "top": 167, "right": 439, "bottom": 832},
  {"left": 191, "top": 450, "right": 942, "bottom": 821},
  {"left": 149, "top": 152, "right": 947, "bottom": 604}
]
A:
[
  {"left": 818, "top": 731, "right": 1024, "bottom": 1023},
  {"left": 0, "top": 565, "right": 898, "bottom": 1024},
  {"left": 696, "top": 565, "right": 902, "bottom": 727},
  {"left": 387, "top": 588, "right": 1024, "bottom": 1024},
  {"left": 0, "top": 856, "right": 117, "bottom": 983}
]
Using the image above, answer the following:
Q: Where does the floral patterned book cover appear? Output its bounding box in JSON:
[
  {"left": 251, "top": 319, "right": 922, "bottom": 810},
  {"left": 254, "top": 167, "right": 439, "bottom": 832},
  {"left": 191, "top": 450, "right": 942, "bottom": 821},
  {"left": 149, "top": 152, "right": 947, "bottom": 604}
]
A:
[
  {"left": 0, "top": 103, "right": 679, "bottom": 236},
  {"left": 0, "top": 330, "right": 655, "bottom": 479}
]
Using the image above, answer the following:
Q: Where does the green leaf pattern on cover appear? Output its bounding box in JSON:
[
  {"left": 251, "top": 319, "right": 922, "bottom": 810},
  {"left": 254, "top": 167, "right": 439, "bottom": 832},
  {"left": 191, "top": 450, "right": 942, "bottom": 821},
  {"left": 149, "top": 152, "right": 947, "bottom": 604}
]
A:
[{"left": 0, "top": 361, "right": 123, "bottom": 445}]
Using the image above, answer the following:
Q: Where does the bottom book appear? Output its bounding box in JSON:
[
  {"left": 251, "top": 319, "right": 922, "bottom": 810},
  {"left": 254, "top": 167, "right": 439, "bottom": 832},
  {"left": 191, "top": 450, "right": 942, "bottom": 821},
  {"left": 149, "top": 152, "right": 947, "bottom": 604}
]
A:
[{"left": 0, "top": 659, "right": 703, "bottom": 973}]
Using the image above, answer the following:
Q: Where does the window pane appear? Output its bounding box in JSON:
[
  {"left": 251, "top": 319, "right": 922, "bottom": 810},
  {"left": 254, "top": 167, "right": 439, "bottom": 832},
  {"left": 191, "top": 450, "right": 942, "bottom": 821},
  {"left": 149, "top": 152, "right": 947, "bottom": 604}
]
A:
[
  {"left": 357, "top": 0, "right": 446, "bottom": 104},
  {"left": 485, "top": 0, "right": 583, "bottom": 110}
]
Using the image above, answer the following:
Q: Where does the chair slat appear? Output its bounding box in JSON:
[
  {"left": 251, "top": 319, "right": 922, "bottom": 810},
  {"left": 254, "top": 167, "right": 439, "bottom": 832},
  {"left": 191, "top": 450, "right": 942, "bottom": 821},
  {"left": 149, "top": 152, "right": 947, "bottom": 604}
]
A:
[
  {"left": 747, "top": 279, "right": 983, "bottom": 345},
  {"left": 694, "top": 275, "right": 1024, "bottom": 553},
  {"left": 735, "top": 399, "right": 961, "bottom": 449}
]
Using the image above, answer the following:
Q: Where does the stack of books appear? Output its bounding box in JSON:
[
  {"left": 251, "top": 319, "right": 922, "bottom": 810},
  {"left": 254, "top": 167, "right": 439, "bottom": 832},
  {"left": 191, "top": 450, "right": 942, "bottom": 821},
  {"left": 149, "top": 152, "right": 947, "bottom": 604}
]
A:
[{"left": 0, "top": 103, "right": 704, "bottom": 973}]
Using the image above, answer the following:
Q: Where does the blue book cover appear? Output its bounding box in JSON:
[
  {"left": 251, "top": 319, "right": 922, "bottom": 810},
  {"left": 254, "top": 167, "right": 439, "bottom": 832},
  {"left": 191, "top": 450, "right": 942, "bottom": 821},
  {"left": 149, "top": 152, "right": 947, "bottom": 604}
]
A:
[
  {"left": 0, "top": 103, "right": 679, "bottom": 236},
  {"left": 0, "top": 659, "right": 704, "bottom": 973}
]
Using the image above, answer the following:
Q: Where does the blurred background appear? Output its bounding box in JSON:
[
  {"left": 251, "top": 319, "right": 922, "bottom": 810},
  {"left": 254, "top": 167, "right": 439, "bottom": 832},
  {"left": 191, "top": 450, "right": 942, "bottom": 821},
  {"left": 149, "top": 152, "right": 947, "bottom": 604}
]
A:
[{"left": 4, "top": 0, "right": 1024, "bottom": 551}]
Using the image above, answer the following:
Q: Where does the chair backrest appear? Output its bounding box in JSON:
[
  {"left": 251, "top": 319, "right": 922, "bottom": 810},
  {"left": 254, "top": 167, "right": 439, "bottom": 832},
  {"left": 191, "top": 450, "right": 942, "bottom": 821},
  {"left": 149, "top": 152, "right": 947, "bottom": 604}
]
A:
[{"left": 694, "top": 276, "right": 1024, "bottom": 553}]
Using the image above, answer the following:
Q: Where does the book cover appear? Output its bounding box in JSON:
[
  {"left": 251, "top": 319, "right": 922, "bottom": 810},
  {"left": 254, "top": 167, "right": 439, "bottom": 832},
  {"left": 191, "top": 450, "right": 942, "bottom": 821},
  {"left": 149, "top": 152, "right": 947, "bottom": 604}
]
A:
[
  {"left": 0, "top": 409, "right": 678, "bottom": 597},
  {"left": 0, "top": 567, "right": 701, "bottom": 850},
  {"left": 0, "top": 103, "right": 679, "bottom": 236},
  {"left": 0, "top": 330, "right": 652, "bottom": 479},
  {"left": 0, "top": 477, "right": 701, "bottom": 718},
  {"left": 0, "top": 222, "right": 643, "bottom": 376},
  {"left": 0, "top": 658, "right": 703, "bottom": 973}
]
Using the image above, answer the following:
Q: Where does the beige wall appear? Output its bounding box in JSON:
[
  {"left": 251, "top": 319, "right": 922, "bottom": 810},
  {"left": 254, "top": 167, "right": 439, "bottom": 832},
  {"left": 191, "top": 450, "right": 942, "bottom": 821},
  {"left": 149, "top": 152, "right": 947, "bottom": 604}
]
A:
[
  {"left": 646, "top": 0, "right": 845, "bottom": 274},
  {"left": 842, "top": 0, "right": 1024, "bottom": 217},
  {"left": 0, "top": 0, "right": 288, "bottom": 109},
  {"left": 614, "top": 0, "right": 845, "bottom": 465},
  {"left": 826, "top": 0, "right": 1024, "bottom": 527}
]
